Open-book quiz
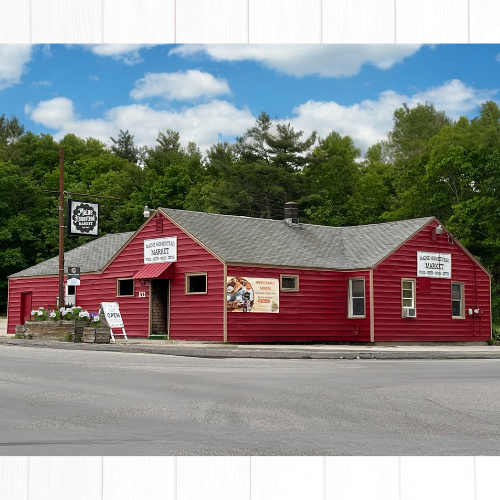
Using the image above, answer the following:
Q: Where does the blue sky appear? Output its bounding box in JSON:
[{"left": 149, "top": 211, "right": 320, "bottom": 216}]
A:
[{"left": 1, "top": 44, "right": 499, "bottom": 154}]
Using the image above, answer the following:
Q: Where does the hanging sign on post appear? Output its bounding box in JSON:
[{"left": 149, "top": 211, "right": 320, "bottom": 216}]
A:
[{"left": 67, "top": 200, "right": 99, "bottom": 237}]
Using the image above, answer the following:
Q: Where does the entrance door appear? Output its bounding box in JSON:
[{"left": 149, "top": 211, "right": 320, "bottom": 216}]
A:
[
  {"left": 20, "top": 292, "right": 32, "bottom": 324},
  {"left": 150, "top": 280, "right": 169, "bottom": 337}
]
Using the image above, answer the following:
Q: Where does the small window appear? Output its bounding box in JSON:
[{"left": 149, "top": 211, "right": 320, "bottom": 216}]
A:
[
  {"left": 348, "top": 278, "right": 365, "bottom": 317},
  {"left": 117, "top": 279, "right": 134, "bottom": 297},
  {"left": 452, "top": 282, "right": 464, "bottom": 318},
  {"left": 280, "top": 275, "right": 299, "bottom": 291},
  {"left": 402, "top": 279, "right": 415, "bottom": 308},
  {"left": 66, "top": 285, "right": 76, "bottom": 295},
  {"left": 186, "top": 273, "right": 207, "bottom": 294}
]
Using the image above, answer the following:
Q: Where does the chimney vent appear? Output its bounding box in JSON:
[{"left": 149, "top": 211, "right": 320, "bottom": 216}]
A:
[{"left": 284, "top": 201, "right": 299, "bottom": 226}]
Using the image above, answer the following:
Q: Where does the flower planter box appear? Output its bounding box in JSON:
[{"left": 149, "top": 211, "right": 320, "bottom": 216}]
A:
[
  {"left": 19, "top": 321, "right": 75, "bottom": 340},
  {"left": 82, "top": 327, "right": 111, "bottom": 344}
]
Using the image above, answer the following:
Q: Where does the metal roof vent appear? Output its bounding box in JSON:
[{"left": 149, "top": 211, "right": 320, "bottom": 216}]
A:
[{"left": 284, "top": 201, "right": 300, "bottom": 227}]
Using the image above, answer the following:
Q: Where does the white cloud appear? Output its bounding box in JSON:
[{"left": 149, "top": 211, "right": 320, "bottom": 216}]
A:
[
  {"left": 284, "top": 80, "right": 497, "bottom": 152},
  {"left": 83, "top": 44, "right": 153, "bottom": 65},
  {"left": 27, "top": 97, "right": 255, "bottom": 154},
  {"left": 0, "top": 45, "right": 33, "bottom": 90},
  {"left": 169, "top": 44, "right": 422, "bottom": 78},
  {"left": 30, "top": 80, "right": 52, "bottom": 89},
  {"left": 26, "top": 79, "right": 495, "bottom": 156},
  {"left": 130, "top": 70, "right": 230, "bottom": 101}
]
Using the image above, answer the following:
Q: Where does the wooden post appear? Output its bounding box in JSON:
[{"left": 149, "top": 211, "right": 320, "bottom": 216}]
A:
[{"left": 58, "top": 148, "right": 64, "bottom": 314}]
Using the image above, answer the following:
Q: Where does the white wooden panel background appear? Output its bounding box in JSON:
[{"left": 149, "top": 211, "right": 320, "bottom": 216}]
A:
[
  {"left": 0, "top": 0, "right": 500, "bottom": 43},
  {"left": 1, "top": 1, "right": 499, "bottom": 498},
  {"left": 0, "top": 456, "right": 498, "bottom": 499}
]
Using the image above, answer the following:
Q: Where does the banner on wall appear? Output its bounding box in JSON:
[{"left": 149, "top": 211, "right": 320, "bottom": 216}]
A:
[
  {"left": 417, "top": 251, "right": 452, "bottom": 278},
  {"left": 227, "top": 277, "right": 279, "bottom": 313},
  {"left": 144, "top": 237, "right": 177, "bottom": 264}
]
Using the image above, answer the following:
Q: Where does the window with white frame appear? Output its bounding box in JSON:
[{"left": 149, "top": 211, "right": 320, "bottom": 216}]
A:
[
  {"left": 348, "top": 278, "right": 365, "bottom": 317},
  {"left": 402, "top": 279, "right": 415, "bottom": 308},
  {"left": 452, "top": 282, "right": 464, "bottom": 318}
]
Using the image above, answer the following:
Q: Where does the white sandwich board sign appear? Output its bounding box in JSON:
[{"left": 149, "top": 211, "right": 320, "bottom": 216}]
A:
[{"left": 100, "top": 302, "right": 128, "bottom": 341}]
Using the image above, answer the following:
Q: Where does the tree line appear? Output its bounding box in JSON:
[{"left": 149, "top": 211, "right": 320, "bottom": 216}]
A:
[{"left": 2, "top": 102, "right": 500, "bottom": 323}]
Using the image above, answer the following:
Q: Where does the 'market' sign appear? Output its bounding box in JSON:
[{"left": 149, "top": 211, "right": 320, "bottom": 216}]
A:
[
  {"left": 417, "top": 251, "right": 451, "bottom": 278},
  {"left": 144, "top": 237, "right": 177, "bottom": 264},
  {"left": 67, "top": 200, "right": 99, "bottom": 237}
]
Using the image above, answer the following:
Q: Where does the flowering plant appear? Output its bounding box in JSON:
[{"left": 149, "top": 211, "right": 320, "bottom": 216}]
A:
[
  {"left": 60, "top": 306, "right": 83, "bottom": 321},
  {"left": 88, "top": 312, "right": 102, "bottom": 327},
  {"left": 30, "top": 307, "right": 49, "bottom": 321}
]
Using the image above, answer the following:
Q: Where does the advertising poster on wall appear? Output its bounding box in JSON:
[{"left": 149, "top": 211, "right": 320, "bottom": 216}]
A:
[
  {"left": 227, "top": 277, "right": 279, "bottom": 313},
  {"left": 144, "top": 237, "right": 177, "bottom": 264},
  {"left": 417, "top": 251, "right": 452, "bottom": 278}
]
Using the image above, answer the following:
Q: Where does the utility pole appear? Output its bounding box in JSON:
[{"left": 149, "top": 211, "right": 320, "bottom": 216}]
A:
[{"left": 58, "top": 147, "right": 64, "bottom": 312}]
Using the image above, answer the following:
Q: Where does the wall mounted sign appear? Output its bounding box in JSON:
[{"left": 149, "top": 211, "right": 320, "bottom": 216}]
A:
[
  {"left": 417, "top": 252, "right": 452, "bottom": 278},
  {"left": 144, "top": 237, "right": 177, "bottom": 264},
  {"left": 67, "top": 200, "right": 99, "bottom": 237},
  {"left": 227, "top": 277, "right": 279, "bottom": 313},
  {"left": 67, "top": 266, "right": 80, "bottom": 286}
]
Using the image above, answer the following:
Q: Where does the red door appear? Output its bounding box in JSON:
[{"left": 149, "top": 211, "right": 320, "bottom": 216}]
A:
[{"left": 20, "top": 292, "right": 32, "bottom": 324}]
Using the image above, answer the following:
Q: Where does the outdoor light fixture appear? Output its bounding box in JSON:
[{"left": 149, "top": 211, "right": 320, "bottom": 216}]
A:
[
  {"left": 143, "top": 205, "right": 150, "bottom": 218},
  {"left": 435, "top": 225, "right": 444, "bottom": 235}
]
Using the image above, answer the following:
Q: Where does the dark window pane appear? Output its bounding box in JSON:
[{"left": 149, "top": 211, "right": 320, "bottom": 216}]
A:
[
  {"left": 118, "top": 279, "right": 134, "bottom": 296},
  {"left": 452, "top": 300, "right": 462, "bottom": 317},
  {"left": 352, "top": 297, "right": 365, "bottom": 316},
  {"left": 189, "top": 275, "right": 207, "bottom": 293},
  {"left": 67, "top": 285, "right": 76, "bottom": 295},
  {"left": 351, "top": 279, "right": 364, "bottom": 297},
  {"left": 281, "top": 277, "right": 297, "bottom": 289},
  {"left": 452, "top": 283, "right": 461, "bottom": 300}
]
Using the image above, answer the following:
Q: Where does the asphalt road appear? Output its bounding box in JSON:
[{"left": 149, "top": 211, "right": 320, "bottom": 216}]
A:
[{"left": 1, "top": 345, "right": 500, "bottom": 455}]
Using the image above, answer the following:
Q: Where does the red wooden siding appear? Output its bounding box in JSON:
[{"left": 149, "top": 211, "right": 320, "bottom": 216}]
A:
[
  {"left": 373, "top": 220, "right": 491, "bottom": 341},
  {"left": 8, "top": 213, "right": 225, "bottom": 340},
  {"left": 226, "top": 266, "right": 371, "bottom": 342}
]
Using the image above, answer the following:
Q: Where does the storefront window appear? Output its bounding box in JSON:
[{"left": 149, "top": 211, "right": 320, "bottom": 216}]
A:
[
  {"left": 186, "top": 273, "right": 207, "bottom": 294},
  {"left": 348, "top": 278, "right": 365, "bottom": 317},
  {"left": 452, "top": 282, "right": 464, "bottom": 318},
  {"left": 117, "top": 278, "right": 134, "bottom": 296}
]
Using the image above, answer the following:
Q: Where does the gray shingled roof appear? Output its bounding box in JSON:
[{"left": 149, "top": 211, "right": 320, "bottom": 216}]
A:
[
  {"left": 162, "top": 209, "right": 434, "bottom": 270},
  {"left": 9, "top": 232, "right": 134, "bottom": 278}
]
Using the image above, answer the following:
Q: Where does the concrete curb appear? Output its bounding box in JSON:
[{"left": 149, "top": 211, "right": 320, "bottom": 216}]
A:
[{"left": 1, "top": 338, "right": 500, "bottom": 360}]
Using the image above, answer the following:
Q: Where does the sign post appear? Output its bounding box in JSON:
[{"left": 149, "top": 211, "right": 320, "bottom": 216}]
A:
[{"left": 100, "top": 302, "right": 128, "bottom": 342}]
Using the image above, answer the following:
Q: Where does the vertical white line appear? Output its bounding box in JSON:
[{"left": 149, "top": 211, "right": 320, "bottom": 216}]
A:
[
  {"left": 249, "top": 456, "right": 252, "bottom": 500},
  {"left": 398, "top": 456, "right": 402, "bottom": 500},
  {"left": 320, "top": 0, "right": 323, "bottom": 43},
  {"left": 174, "top": 0, "right": 177, "bottom": 43},
  {"left": 247, "top": 0, "right": 250, "bottom": 43},
  {"left": 323, "top": 456, "right": 326, "bottom": 500},
  {"left": 468, "top": 0, "right": 470, "bottom": 43},
  {"left": 394, "top": 0, "right": 397, "bottom": 43},
  {"left": 29, "top": 0, "right": 32, "bottom": 43},
  {"left": 174, "top": 456, "right": 178, "bottom": 500},
  {"left": 101, "top": 456, "right": 104, "bottom": 500},
  {"left": 473, "top": 456, "right": 477, "bottom": 500},
  {"left": 102, "top": 0, "right": 104, "bottom": 43},
  {"left": 27, "top": 456, "right": 31, "bottom": 500}
]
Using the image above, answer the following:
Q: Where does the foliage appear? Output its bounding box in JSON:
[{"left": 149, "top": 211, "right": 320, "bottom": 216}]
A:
[{"left": 2, "top": 101, "right": 500, "bottom": 320}]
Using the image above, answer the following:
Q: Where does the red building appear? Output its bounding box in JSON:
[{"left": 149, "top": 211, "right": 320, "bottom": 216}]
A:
[{"left": 7, "top": 208, "right": 491, "bottom": 342}]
